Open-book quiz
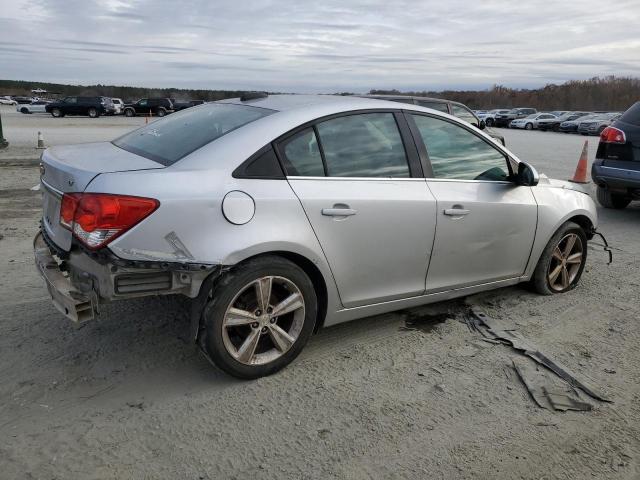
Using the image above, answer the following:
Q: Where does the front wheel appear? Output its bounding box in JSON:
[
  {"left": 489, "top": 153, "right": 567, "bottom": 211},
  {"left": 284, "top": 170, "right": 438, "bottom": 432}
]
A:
[
  {"left": 88, "top": 107, "right": 99, "bottom": 118},
  {"left": 531, "top": 222, "right": 587, "bottom": 295},
  {"left": 525, "top": 123, "right": 533, "bottom": 130},
  {"left": 597, "top": 186, "right": 631, "bottom": 209},
  {"left": 156, "top": 108, "right": 166, "bottom": 117},
  {"left": 51, "top": 108, "right": 63, "bottom": 118},
  {"left": 485, "top": 118, "right": 494, "bottom": 127},
  {"left": 202, "top": 256, "right": 317, "bottom": 379}
]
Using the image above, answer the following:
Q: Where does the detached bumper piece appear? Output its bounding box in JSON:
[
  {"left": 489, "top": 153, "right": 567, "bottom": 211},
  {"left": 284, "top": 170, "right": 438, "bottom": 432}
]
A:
[{"left": 34, "top": 232, "right": 96, "bottom": 324}]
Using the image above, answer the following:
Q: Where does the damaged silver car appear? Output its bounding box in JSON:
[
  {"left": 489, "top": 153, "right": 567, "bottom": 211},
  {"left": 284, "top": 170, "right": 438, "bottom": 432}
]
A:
[{"left": 35, "top": 94, "right": 598, "bottom": 379}]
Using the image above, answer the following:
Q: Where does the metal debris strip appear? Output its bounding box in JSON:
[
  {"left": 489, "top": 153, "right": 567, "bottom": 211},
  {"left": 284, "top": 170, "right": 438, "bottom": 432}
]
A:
[
  {"left": 512, "top": 358, "right": 592, "bottom": 412},
  {"left": 470, "top": 309, "right": 610, "bottom": 406},
  {"left": 590, "top": 230, "right": 613, "bottom": 265}
]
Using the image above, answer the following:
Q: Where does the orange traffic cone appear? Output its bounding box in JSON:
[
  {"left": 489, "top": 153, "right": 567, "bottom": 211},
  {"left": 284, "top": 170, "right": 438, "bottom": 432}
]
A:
[{"left": 569, "top": 140, "right": 589, "bottom": 184}]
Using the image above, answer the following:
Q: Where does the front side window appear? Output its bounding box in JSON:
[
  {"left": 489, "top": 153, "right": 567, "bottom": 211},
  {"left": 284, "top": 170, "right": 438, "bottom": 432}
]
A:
[
  {"left": 114, "top": 103, "right": 274, "bottom": 165},
  {"left": 65, "top": 97, "right": 77, "bottom": 104},
  {"left": 416, "top": 100, "right": 449, "bottom": 113},
  {"left": 281, "top": 128, "right": 325, "bottom": 176},
  {"left": 450, "top": 104, "right": 478, "bottom": 125},
  {"left": 316, "top": 113, "right": 410, "bottom": 178},
  {"left": 411, "top": 115, "right": 509, "bottom": 181},
  {"left": 138, "top": 99, "right": 148, "bottom": 106}
]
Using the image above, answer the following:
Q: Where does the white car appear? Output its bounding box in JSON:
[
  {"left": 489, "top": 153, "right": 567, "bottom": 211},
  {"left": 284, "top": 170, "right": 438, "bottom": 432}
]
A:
[
  {"left": 16, "top": 101, "right": 50, "bottom": 114},
  {"left": 112, "top": 98, "right": 124, "bottom": 115},
  {"left": 510, "top": 113, "right": 557, "bottom": 130},
  {"left": 0, "top": 96, "right": 17, "bottom": 105}
]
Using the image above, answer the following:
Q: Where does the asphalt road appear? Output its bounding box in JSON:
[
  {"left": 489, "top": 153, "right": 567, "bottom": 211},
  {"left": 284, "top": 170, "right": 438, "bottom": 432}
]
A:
[{"left": 0, "top": 104, "right": 638, "bottom": 479}]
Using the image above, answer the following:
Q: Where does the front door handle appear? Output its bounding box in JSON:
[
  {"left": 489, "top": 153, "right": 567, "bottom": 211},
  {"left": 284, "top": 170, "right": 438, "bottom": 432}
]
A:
[
  {"left": 444, "top": 208, "right": 470, "bottom": 216},
  {"left": 322, "top": 206, "right": 357, "bottom": 217}
]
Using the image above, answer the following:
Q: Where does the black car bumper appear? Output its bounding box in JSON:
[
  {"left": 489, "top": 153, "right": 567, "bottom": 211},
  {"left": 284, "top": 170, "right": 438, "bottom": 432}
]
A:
[{"left": 592, "top": 158, "right": 640, "bottom": 193}]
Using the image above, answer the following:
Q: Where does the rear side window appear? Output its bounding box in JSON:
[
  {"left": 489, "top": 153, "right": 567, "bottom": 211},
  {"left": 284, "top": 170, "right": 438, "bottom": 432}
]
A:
[
  {"left": 450, "top": 104, "right": 478, "bottom": 125},
  {"left": 316, "top": 113, "right": 410, "bottom": 177},
  {"left": 113, "top": 103, "right": 275, "bottom": 165},
  {"left": 281, "top": 128, "right": 325, "bottom": 176},
  {"left": 619, "top": 102, "right": 640, "bottom": 126}
]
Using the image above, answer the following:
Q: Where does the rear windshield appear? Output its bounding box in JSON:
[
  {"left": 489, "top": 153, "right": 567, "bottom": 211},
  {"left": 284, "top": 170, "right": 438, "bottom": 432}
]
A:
[
  {"left": 619, "top": 103, "right": 640, "bottom": 126},
  {"left": 113, "top": 103, "right": 275, "bottom": 165}
]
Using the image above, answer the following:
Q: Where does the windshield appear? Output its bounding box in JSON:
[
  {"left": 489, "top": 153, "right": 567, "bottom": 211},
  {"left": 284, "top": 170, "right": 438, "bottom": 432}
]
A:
[{"left": 113, "top": 103, "right": 275, "bottom": 165}]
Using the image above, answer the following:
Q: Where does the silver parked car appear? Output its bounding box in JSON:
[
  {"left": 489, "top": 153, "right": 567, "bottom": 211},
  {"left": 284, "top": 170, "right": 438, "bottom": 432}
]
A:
[{"left": 34, "top": 94, "right": 598, "bottom": 378}]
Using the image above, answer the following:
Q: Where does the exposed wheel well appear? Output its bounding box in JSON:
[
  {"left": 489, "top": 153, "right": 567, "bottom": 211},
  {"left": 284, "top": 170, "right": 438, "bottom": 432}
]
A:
[
  {"left": 567, "top": 214, "right": 594, "bottom": 239},
  {"left": 231, "top": 251, "right": 328, "bottom": 332}
]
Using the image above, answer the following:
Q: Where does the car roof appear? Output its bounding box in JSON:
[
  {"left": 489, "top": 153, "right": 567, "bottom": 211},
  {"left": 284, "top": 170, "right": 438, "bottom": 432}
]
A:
[{"left": 175, "top": 94, "right": 514, "bottom": 171}]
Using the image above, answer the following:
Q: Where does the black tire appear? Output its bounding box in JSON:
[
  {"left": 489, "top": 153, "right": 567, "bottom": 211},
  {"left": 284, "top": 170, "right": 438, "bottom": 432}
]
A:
[
  {"left": 21, "top": 107, "right": 29, "bottom": 114},
  {"left": 531, "top": 221, "right": 588, "bottom": 295},
  {"left": 202, "top": 256, "right": 318, "bottom": 379},
  {"left": 597, "top": 186, "right": 631, "bottom": 209},
  {"left": 485, "top": 118, "right": 494, "bottom": 127},
  {"left": 124, "top": 108, "right": 134, "bottom": 117},
  {"left": 156, "top": 108, "right": 166, "bottom": 117},
  {"left": 525, "top": 123, "right": 533, "bottom": 130},
  {"left": 553, "top": 124, "right": 560, "bottom": 132},
  {"left": 51, "top": 108, "right": 62, "bottom": 118},
  {"left": 88, "top": 107, "right": 99, "bottom": 118}
]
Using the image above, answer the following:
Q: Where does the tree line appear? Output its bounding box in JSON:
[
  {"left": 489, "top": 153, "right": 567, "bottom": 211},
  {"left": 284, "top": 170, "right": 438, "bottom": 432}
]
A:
[
  {"left": 370, "top": 76, "right": 640, "bottom": 111},
  {"left": 1, "top": 75, "right": 638, "bottom": 111}
]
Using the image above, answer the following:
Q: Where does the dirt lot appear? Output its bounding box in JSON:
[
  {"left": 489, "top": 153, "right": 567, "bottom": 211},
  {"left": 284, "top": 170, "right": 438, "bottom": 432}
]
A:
[{"left": 0, "top": 105, "right": 639, "bottom": 479}]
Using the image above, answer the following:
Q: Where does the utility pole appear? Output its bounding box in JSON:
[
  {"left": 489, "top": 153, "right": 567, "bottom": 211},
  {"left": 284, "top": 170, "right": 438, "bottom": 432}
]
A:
[{"left": 0, "top": 108, "right": 8, "bottom": 149}]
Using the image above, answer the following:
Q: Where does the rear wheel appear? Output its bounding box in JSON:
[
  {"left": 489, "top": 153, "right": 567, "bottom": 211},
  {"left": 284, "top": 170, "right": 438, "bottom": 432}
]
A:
[
  {"left": 202, "top": 256, "right": 317, "bottom": 379},
  {"left": 21, "top": 107, "right": 29, "bottom": 114},
  {"left": 156, "top": 108, "right": 166, "bottom": 117},
  {"left": 88, "top": 107, "right": 99, "bottom": 118},
  {"left": 597, "top": 186, "right": 631, "bottom": 209},
  {"left": 485, "top": 118, "right": 494, "bottom": 127},
  {"left": 532, "top": 222, "right": 587, "bottom": 295},
  {"left": 124, "top": 108, "right": 134, "bottom": 117}
]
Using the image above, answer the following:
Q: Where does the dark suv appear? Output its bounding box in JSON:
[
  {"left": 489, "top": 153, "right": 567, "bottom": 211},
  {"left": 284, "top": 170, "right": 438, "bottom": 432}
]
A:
[
  {"left": 123, "top": 98, "right": 174, "bottom": 117},
  {"left": 363, "top": 95, "right": 505, "bottom": 145},
  {"left": 591, "top": 101, "right": 640, "bottom": 209},
  {"left": 494, "top": 108, "right": 537, "bottom": 128},
  {"left": 45, "top": 96, "right": 115, "bottom": 118}
]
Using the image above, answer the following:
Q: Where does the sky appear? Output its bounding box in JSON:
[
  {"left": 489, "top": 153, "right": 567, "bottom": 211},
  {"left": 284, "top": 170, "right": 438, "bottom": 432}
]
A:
[{"left": 1, "top": 0, "right": 639, "bottom": 93}]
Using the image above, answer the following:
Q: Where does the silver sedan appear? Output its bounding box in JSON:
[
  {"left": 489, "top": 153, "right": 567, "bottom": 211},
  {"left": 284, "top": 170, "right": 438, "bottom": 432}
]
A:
[{"left": 34, "top": 94, "right": 597, "bottom": 378}]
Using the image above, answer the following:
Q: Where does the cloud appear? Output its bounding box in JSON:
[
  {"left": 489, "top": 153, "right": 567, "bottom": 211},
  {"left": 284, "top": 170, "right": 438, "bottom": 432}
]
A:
[{"left": 0, "top": 0, "right": 638, "bottom": 92}]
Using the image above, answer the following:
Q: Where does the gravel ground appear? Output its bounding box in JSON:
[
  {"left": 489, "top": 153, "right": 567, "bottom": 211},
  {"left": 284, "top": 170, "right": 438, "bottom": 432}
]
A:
[{"left": 0, "top": 104, "right": 639, "bottom": 479}]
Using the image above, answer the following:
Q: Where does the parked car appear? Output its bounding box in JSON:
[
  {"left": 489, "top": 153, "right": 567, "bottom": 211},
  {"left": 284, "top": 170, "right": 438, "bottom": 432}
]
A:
[
  {"left": 591, "top": 101, "right": 640, "bottom": 209},
  {"left": 16, "top": 100, "right": 50, "bottom": 114},
  {"left": 538, "top": 112, "right": 591, "bottom": 132},
  {"left": 13, "top": 96, "right": 34, "bottom": 104},
  {"left": 363, "top": 95, "right": 505, "bottom": 145},
  {"left": 578, "top": 113, "right": 621, "bottom": 136},
  {"left": 494, "top": 108, "right": 537, "bottom": 127},
  {"left": 35, "top": 94, "right": 598, "bottom": 379},
  {"left": 111, "top": 98, "right": 124, "bottom": 115},
  {"left": 509, "top": 113, "right": 557, "bottom": 130},
  {"left": 45, "top": 96, "right": 116, "bottom": 118},
  {"left": 123, "top": 98, "right": 174, "bottom": 117},
  {"left": 477, "top": 109, "right": 510, "bottom": 127},
  {"left": 173, "top": 99, "right": 206, "bottom": 111},
  {"left": 559, "top": 114, "right": 601, "bottom": 133},
  {"left": 0, "top": 96, "right": 17, "bottom": 105}
]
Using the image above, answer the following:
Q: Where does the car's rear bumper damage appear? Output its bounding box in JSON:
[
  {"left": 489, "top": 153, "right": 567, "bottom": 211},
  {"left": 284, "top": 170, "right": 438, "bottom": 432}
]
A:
[{"left": 34, "top": 230, "right": 219, "bottom": 325}]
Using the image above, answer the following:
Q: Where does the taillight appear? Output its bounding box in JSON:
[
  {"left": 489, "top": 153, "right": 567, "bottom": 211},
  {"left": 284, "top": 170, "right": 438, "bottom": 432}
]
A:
[
  {"left": 59, "top": 193, "right": 159, "bottom": 249},
  {"left": 600, "top": 126, "right": 626, "bottom": 144}
]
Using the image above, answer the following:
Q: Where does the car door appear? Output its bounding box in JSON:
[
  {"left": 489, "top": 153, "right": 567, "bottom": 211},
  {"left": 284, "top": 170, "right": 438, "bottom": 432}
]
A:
[
  {"left": 136, "top": 99, "right": 148, "bottom": 114},
  {"left": 277, "top": 111, "right": 437, "bottom": 308},
  {"left": 407, "top": 113, "right": 537, "bottom": 292},
  {"left": 64, "top": 96, "right": 79, "bottom": 115}
]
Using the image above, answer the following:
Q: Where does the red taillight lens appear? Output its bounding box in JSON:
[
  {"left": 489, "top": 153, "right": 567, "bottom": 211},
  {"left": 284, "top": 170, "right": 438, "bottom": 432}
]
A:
[
  {"left": 600, "top": 126, "right": 626, "bottom": 144},
  {"left": 59, "top": 193, "right": 159, "bottom": 249}
]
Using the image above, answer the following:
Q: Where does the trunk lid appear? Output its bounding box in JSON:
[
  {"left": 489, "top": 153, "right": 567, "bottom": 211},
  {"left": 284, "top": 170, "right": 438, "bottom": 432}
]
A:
[{"left": 40, "top": 142, "right": 163, "bottom": 251}]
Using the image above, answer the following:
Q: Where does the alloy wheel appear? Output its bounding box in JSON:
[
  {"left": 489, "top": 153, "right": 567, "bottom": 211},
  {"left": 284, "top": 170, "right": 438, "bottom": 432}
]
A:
[
  {"left": 547, "top": 233, "right": 583, "bottom": 291},
  {"left": 222, "top": 276, "right": 305, "bottom": 365}
]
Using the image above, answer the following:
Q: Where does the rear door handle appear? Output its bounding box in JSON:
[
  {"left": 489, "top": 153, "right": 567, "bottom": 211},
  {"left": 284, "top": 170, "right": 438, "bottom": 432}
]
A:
[
  {"left": 444, "top": 208, "right": 470, "bottom": 216},
  {"left": 322, "top": 207, "right": 357, "bottom": 217}
]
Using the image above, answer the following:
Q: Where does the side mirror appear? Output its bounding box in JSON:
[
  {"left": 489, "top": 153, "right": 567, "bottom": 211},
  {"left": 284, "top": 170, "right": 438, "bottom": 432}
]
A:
[
  {"left": 479, "top": 120, "right": 486, "bottom": 130},
  {"left": 515, "top": 162, "right": 539, "bottom": 186}
]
